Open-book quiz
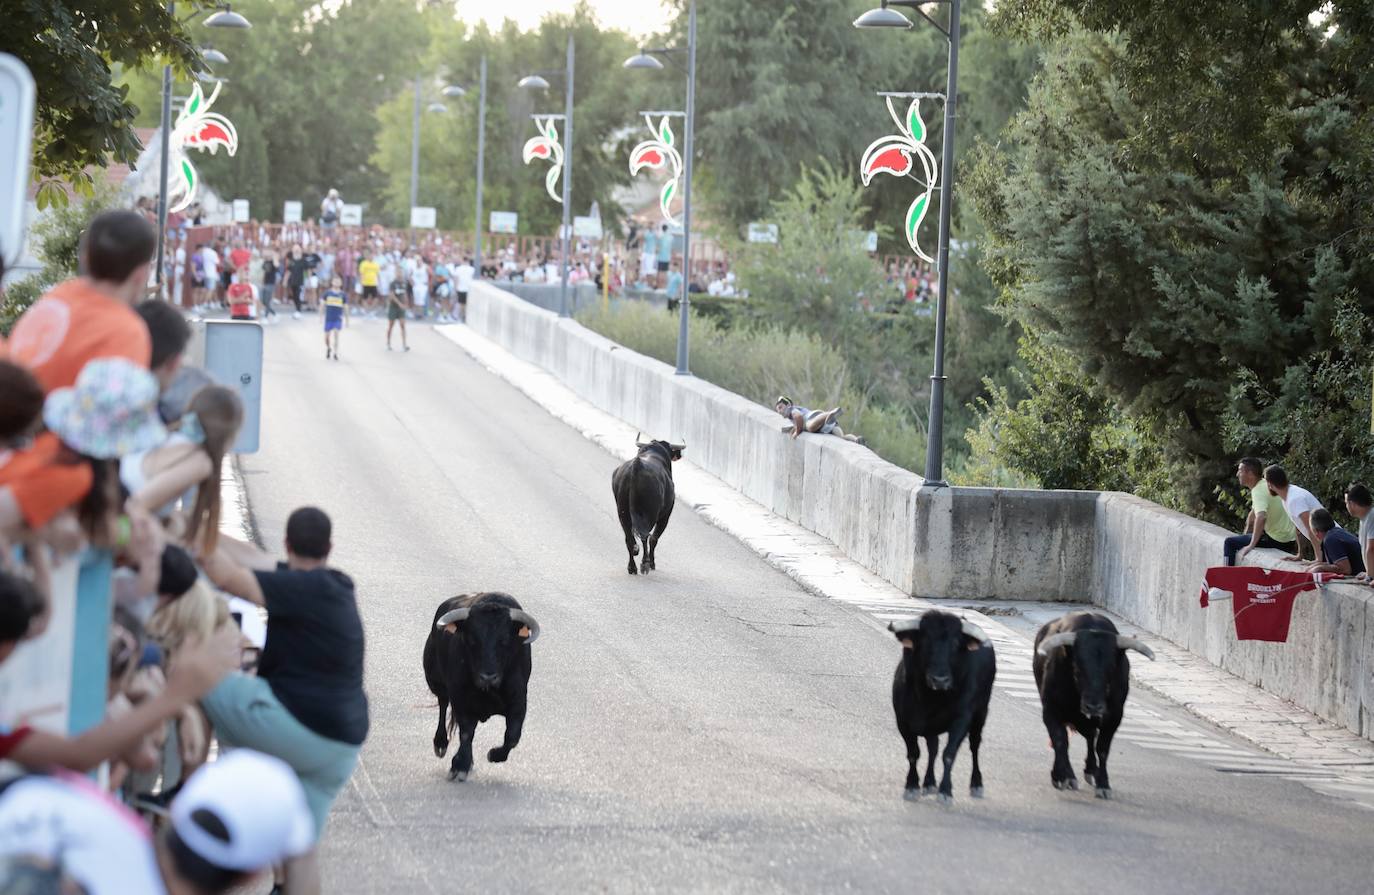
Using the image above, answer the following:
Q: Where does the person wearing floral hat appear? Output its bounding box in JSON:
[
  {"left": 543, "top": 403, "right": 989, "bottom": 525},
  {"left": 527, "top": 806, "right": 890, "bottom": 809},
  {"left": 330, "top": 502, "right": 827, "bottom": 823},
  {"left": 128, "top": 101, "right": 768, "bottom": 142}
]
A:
[{"left": 0, "top": 358, "right": 166, "bottom": 548}]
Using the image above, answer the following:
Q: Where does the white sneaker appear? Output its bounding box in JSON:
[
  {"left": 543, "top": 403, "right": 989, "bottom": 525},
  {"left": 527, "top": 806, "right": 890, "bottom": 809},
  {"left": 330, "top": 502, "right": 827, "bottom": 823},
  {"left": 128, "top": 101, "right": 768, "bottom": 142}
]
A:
[{"left": 292, "top": 311, "right": 302, "bottom": 320}]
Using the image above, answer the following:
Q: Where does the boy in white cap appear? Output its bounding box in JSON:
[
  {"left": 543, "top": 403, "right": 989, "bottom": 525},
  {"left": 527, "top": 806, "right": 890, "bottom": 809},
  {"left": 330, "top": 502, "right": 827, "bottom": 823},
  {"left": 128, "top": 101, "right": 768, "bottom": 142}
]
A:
[{"left": 0, "top": 748, "right": 315, "bottom": 894}]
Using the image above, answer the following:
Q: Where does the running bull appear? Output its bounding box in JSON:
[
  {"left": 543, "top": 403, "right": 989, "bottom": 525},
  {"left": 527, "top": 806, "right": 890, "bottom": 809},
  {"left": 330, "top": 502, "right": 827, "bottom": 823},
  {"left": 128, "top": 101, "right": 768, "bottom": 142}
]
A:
[
  {"left": 889, "top": 610, "right": 996, "bottom": 802},
  {"left": 424, "top": 592, "right": 540, "bottom": 781},
  {"left": 1032, "top": 611, "right": 1154, "bottom": 799},
  {"left": 611, "top": 435, "right": 684, "bottom": 575}
]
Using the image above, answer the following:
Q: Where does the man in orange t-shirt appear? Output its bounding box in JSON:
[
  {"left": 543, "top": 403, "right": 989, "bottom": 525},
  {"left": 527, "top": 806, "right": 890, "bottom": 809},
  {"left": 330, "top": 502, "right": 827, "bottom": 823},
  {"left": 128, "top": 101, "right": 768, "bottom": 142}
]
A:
[{"left": 7, "top": 210, "right": 154, "bottom": 394}]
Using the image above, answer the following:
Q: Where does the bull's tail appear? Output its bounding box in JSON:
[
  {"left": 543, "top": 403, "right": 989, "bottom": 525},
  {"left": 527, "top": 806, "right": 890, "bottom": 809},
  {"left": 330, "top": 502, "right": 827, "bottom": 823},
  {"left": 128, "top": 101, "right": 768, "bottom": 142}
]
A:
[
  {"left": 628, "top": 457, "right": 655, "bottom": 540},
  {"left": 447, "top": 709, "right": 458, "bottom": 740}
]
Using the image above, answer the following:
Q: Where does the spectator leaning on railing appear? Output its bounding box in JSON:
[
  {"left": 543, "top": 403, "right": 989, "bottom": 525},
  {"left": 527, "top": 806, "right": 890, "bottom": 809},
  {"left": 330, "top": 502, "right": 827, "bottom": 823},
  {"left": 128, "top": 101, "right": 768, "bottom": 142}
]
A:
[
  {"left": 1263, "top": 464, "right": 1324, "bottom": 562},
  {"left": 1304, "top": 508, "right": 1366, "bottom": 577},
  {"left": 1344, "top": 483, "right": 1373, "bottom": 580},
  {"left": 1224, "top": 457, "right": 1298, "bottom": 566}
]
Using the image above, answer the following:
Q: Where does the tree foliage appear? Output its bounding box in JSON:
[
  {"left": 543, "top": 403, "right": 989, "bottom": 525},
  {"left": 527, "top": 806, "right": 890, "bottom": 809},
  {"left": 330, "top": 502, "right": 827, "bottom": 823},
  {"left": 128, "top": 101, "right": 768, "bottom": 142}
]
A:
[
  {"left": 970, "top": 3, "right": 1374, "bottom": 519},
  {"left": 0, "top": 0, "right": 209, "bottom": 207}
]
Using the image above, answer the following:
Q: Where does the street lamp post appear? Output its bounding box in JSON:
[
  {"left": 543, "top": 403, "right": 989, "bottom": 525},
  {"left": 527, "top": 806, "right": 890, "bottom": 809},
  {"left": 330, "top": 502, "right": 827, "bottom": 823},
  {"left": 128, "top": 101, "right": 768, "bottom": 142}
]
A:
[
  {"left": 154, "top": 3, "right": 250, "bottom": 299},
  {"left": 854, "top": 0, "right": 960, "bottom": 487},
  {"left": 405, "top": 76, "right": 466, "bottom": 231},
  {"left": 624, "top": 0, "right": 697, "bottom": 376},
  {"left": 474, "top": 57, "right": 487, "bottom": 276},
  {"left": 520, "top": 35, "right": 575, "bottom": 318}
]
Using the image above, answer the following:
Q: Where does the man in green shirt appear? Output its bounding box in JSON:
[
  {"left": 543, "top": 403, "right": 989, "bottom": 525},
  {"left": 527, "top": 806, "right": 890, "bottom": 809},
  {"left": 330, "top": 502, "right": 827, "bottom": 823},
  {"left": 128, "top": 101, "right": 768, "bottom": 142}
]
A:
[{"left": 1224, "top": 457, "right": 1298, "bottom": 565}]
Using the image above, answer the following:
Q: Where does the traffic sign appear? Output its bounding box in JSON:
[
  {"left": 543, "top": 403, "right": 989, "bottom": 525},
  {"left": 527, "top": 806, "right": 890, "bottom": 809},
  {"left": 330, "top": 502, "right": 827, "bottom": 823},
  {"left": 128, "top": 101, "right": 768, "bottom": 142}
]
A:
[{"left": 0, "top": 54, "right": 36, "bottom": 267}]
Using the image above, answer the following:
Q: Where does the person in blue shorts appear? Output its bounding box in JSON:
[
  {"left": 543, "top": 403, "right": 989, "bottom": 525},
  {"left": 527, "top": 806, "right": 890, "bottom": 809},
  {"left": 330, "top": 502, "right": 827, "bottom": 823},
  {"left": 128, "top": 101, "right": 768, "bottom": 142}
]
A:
[{"left": 322, "top": 276, "right": 348, "bottom": 361}]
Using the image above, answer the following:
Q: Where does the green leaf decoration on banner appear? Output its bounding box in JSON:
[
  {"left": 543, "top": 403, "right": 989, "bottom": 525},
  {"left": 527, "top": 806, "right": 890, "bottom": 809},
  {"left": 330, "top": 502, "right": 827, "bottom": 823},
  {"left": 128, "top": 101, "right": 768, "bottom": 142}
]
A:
[
  {"left": 181, "top": 158, "right": 196, "bottom": 190},
  {"left": 187, "top": 86, "right": 202, "bottom": 117},
  {"left": 908, "top": 102, "right": 924, "bottom": 143},
  {"left": 906, "top": 193, "right": 927, "bottom": 243},
  {"left": 661, "top": 180, "right": 675, "bottom": 208},
  {"left": 660, "top": 117, "right": 674, "bottom": 147}
]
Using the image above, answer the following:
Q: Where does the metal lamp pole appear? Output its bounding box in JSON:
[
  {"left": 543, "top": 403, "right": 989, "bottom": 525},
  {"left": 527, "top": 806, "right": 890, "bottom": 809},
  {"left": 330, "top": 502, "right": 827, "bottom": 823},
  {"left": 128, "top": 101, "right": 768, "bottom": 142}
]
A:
[
  {"left": 623, "top": 0, "right": 697, "bottom": 375},
  {"left": 409, "top": 71, "right": 422, "bottom": 213},
  {"left": 558, "top": 36, "right": 574, "bottom": 318},
  {"left": 855, "top": 0, "right": 961, "bottom": 486},
  {"left": 473, "top": 56, "right": 487, "bottom": 276},
  {"left": 154, "top": 3, "right": 249, "bottom": 298}
]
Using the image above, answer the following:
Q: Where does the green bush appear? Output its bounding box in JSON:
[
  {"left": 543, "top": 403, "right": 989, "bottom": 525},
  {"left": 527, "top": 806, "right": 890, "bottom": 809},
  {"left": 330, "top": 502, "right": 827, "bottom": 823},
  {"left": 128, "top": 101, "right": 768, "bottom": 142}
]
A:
[{"left": 578, "top": 300, "right": 930, "bottom": 473}]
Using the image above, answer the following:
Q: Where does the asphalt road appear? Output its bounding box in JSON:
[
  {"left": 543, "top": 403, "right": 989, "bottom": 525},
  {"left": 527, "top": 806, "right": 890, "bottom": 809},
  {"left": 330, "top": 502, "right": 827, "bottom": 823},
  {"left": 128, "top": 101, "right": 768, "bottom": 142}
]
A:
[{"left": 237, "top": 316, "right": 1374, "bottom": 894}]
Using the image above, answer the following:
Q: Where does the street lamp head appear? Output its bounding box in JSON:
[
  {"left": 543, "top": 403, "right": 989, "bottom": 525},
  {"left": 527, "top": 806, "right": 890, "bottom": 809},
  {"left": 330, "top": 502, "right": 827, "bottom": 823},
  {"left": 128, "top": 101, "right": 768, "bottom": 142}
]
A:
[
  {"left": 193, "top": 70, "right": 225, "bottom": 84},
  {"left": 853, "top": 5, "right": 914, "bottom": 29},
  {"left": 204, "top": 5, "right": 252, "bottom": 28},
  {"left": 200, "top": 47, "right": 229, "bottom": 65},
  {"left": 427, "top": 102, "right": 448, "bottom": 113},
  {"left": 518, "top": 75, "right": 551, "bottom": 91},
  {"left": 442, "top": 85, "right": 467, "bottom": 98},
  {"left": 622, "top": 51, "right": 664, "bottom": 70}
]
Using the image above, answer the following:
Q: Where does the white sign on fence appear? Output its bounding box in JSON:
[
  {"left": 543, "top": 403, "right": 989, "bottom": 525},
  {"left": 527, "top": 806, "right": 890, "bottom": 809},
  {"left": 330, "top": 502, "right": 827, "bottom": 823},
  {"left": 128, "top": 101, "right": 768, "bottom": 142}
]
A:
[
  {"left": 0, "top": 554, "right": 80, "bottom": 736},
  {"left": 0, "top": 54, "right": 36, "bottom": 266},
  {"left": 747, "top": 222, "right": 779, "bottom": 244},
  {"left": 340, "top": 203, "right": 363, "bottom": 226},
  {"left": 572, "top": 215, "right": 602, "bottom": 240},
  {"left": 410, "top": 206, "right": 437, "bottom": 229},
  {"left": 489, "top": 211, "right": 518, "bottom": 234},
  {"left": 232, "top": 199, "right": 250, "bottom": 223},
  {"left": 283, "top": 200, "right": 303, "bottom": 223},
  {"left": 864, "top": 230, "right": 879, "bottom": 253}
]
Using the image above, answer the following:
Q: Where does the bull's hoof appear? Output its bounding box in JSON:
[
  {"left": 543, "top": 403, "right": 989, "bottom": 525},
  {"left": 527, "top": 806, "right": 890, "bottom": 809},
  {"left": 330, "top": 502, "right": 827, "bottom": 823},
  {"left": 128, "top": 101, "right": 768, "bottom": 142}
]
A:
[
  {"left": 937, "top": 792, "right": 953, "bottom": 805},
  {"left": 639, "top": 562, "right": 651, "bottom": 574},
  {"left": 1084, "top": 770, "right": 1096, "bottom": 787},
  {"left": 1053, "top": 778, "right": 1078, "bottom": 791},
  {"left": 903, "top": 787, "right": 920, "bottom": 802},
  {"left": 1095, "top": 787, "right": 1112, "bottom": 800},
  {"left": 447, "top": 768, "right": 469, "bottom": 782},
  {"left": 922, "top": 784, "right": 937, "bottom": 795},
  {"left": 970, "top": 786, "right": 985, "bottom": 799},
  {"left": 627, "top": 563, "right": 638, "bottom": 575},
  {"left": 433, "top": 740, "right": 448, "bottom": 758},
  {"left": 487, "top": 747, "right": 509, "bottom": 763}
]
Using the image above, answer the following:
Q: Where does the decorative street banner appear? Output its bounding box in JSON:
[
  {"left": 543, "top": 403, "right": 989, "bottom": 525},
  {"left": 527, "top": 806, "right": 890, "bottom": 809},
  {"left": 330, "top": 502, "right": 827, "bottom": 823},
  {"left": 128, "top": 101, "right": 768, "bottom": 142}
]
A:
[
  {"left": 860, "top": 96, "right": 938, "bottom": 263},
  {"left": 168, "top": 81, "right": 239, "bottom": 214},
  {"left": 522, "top": 117, "right": 564, "bottom": 204},
  {"left": 628, "top": 115, "right": 683, "bottom": 226}
]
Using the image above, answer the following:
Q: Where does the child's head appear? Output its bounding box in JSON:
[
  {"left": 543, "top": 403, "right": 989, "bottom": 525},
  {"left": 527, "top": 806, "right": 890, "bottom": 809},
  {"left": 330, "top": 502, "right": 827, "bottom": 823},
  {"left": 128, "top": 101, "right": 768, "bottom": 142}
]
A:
[
  {"left": 0, "top": 569, "right": 47, "bottom": 663},
  {"left": 331, "top": 276, "right": 342, "bottom": 289}
]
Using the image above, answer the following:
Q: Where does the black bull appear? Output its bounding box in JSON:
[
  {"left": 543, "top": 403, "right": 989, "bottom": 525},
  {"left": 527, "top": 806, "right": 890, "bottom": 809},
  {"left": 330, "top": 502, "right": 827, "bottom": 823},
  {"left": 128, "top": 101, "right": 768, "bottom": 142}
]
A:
[
  {"left": 1032, "top": 611, "right": 1155, "bottom": 798},
  {"left": 423, "top": 592, "right": 540, "bottom": 782},
  {"left": 889, "top": 610, "right": 996, "bottom": 802},
  {"left": 611, "top": 437, "right": 684, "bottom": 575}
]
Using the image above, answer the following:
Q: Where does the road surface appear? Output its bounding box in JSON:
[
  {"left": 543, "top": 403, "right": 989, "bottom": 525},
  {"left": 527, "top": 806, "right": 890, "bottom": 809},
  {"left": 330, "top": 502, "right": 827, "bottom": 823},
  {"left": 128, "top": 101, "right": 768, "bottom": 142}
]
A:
[{"left": 235, "top": 316, "right": 1374, "bottom": 894}]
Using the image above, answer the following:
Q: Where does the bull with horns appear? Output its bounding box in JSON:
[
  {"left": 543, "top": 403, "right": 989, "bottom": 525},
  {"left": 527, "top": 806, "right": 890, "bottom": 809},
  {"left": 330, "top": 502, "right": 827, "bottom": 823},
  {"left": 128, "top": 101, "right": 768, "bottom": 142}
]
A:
[
  {"left": 888, "top": 609, "right": 997, "bottom": 802},
  {"left": 423, "top": 593, "right": 541, "bottom": 782},
  {"left": 611, "top": 434, "right": 685, "bottom": 575},
  {"left": 1032, "top": 611, "right": 1155, "bottom": 799}
]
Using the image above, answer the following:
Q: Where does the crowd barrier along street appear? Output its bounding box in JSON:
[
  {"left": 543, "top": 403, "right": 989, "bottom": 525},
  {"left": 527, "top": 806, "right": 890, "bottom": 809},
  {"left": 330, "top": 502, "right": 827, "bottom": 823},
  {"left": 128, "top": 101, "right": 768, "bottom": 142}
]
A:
[
  {"left": 466, "top": 280, "right": 1374, "bottom": 741},
  {"left": 0, "top": 550, "right": 112, "bottom": 741}
]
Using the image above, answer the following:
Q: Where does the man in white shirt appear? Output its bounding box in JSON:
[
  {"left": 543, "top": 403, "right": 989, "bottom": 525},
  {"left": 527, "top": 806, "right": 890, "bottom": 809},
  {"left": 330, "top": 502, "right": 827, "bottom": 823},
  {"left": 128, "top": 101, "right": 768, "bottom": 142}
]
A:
[
  {"left": 453, "top": 256, "right": 475, "bottom": 323},
  {"left": 410, "top": 255, "right": 430, "bottom": 319},
  {"left": 1264, "top": 464, "right": 1325, "bottom": 561},
  {"left": 200, "top": 244, "right": 220, "bottom": 308}
]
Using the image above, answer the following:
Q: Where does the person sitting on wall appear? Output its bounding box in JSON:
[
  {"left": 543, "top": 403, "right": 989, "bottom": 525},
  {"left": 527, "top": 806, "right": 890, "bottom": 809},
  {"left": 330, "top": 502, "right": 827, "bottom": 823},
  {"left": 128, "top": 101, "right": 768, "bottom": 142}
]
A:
[
  {"left": 1303, "top": 508, "right": 1366, "bottom": 577},
  {"left": 1224, "top": 457, "right": 1298, "bottom": 566},
  {"left": 774, "top": 396, "right": 865, "bottom": 445}
]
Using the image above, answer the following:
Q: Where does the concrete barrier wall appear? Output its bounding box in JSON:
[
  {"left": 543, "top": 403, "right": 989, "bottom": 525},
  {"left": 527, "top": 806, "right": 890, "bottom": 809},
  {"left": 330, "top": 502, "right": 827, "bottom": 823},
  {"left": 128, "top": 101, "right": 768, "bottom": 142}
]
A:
[{"left": 468, "top": 282, "right": 1372, "bottom": 739}]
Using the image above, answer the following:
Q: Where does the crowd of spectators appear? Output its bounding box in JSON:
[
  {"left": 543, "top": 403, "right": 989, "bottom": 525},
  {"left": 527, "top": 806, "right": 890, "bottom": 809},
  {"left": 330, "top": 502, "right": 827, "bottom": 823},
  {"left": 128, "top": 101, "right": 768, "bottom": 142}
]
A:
[{"left": 0, "top": 209, "right": 368, "bottom": 894}]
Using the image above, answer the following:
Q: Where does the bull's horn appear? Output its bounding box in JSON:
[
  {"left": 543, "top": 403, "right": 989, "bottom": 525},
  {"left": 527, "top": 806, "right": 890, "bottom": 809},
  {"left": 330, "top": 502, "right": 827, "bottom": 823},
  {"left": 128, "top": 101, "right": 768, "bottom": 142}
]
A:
[
  {"left": 634, "top": 431, "right": 648, "bottom": 448},
  {"left": 436, "top": 607, "right": 471, "bottom": 629},
  {"left": 1036, "top": 631, "right": 1078, "bottom": 656},
  {"left": 1116, "top": 635, "right": 1156, "bottom": 661},
  {"left": 888, "top": 617, "right": 922, "bottom": 635},
  {"left": 961, "top": 620, "right": 991, "bottom": 645},
  {"left": 510, "top": 610, "right": 541, "bottom": 644},
  {"left": 669, "top": 441, "right": 686, "bottom": 451}
]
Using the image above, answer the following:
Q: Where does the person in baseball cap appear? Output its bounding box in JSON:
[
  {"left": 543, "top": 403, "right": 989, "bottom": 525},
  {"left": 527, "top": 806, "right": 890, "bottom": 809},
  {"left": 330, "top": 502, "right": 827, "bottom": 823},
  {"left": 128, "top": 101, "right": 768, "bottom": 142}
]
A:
[{"left": 0, "top": 749, "right": 313, "bottom": 895}]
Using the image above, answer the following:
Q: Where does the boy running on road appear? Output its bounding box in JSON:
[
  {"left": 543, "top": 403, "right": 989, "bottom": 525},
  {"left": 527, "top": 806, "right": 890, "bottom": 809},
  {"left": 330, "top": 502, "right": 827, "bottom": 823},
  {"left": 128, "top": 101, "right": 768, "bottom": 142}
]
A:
[
  {"left": 322, "top": 276, "right": 348, "bottom": 360},
  {"left": 386, "top": 280, "right": 410, "bottom": 351}
]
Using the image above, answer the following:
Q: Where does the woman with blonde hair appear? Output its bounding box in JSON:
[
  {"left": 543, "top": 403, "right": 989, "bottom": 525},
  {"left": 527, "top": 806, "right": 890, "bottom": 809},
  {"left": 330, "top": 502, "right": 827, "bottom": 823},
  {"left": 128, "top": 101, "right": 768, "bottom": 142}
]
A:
[{"left": 122, "top": 385, "right": 243, "bottom": 552}]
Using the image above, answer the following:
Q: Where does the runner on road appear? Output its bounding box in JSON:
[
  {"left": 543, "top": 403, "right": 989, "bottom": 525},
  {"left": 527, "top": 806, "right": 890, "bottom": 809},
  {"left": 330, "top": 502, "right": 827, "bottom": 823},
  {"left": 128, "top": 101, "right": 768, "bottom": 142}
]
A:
[
  {"left": 385, "top": 280, "right": 410, "bottom": 352},
  {"left": 322, "top": 277, "right": 348, "bottom": 361}
]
